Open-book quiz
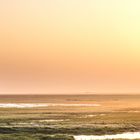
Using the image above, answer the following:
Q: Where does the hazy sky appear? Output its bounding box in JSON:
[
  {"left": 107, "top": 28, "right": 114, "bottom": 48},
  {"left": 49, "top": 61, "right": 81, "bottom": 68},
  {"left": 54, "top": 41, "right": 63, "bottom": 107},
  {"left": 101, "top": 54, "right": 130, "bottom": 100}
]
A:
[{"left": 0, "top": 0, "right": 140, "bottom": 94}]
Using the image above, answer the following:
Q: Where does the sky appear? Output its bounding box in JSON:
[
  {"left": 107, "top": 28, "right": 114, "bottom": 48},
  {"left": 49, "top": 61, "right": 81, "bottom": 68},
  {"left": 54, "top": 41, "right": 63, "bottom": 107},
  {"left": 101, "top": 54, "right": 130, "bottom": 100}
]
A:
[{"left": 0, "top": 0, "right": 140, "bottom": 94}]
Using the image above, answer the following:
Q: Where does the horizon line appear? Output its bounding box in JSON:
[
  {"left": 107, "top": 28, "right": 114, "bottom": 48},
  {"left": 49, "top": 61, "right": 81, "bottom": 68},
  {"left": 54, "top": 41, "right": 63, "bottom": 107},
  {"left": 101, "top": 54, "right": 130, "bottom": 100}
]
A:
[{"left": 0, "top": 92, "right": 140, "bottom": 96}]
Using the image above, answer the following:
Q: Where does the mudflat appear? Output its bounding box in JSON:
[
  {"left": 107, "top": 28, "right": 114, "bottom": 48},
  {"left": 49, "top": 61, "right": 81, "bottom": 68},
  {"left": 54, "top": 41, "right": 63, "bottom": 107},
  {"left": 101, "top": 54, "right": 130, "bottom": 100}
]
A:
[{"left": 0, "top": 94, "right": 139, "bottom": 112}]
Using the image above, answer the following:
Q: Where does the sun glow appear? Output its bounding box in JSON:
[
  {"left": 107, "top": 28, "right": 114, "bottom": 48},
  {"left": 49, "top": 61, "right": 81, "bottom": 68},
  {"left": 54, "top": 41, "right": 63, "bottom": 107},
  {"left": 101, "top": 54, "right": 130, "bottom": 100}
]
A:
[{"left": 0, "top": 0, "right": 140, "bottom": 94}]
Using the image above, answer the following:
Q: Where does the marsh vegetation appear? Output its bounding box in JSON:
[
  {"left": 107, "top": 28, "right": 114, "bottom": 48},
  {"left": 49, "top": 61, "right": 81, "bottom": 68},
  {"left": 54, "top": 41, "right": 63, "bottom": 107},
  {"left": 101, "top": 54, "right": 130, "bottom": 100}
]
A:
[{"left": 0, "top": 95, "right": 139, "bottom": 140}]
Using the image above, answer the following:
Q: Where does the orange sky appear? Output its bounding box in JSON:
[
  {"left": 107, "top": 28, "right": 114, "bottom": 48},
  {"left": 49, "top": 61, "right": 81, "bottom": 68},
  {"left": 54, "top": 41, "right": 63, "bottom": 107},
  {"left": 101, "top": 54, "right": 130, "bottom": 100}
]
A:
[{"left": 0, "top": 0, "right": 140, "bottom": 94}]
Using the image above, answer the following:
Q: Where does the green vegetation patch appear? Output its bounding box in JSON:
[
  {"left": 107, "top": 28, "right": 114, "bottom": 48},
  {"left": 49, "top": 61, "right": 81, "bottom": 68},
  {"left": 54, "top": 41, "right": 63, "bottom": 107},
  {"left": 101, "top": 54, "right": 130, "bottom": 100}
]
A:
[{"left": 0, "top": 134, "right": 74, "bottom": 140}]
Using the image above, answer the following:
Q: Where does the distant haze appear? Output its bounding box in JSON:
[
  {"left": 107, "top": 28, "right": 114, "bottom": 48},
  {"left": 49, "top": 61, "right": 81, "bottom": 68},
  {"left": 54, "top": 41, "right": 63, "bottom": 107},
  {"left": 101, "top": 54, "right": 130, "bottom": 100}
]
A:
[{"left": 0, "top": 0, "right": 140, "bottom": 94}]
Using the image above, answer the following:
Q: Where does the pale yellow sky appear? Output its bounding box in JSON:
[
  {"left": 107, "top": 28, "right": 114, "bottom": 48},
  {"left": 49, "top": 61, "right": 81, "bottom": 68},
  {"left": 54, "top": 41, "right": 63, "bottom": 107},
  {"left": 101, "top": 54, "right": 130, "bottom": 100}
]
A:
[{"left": 0, "top": 0, "right": 140, "bottom": 94}]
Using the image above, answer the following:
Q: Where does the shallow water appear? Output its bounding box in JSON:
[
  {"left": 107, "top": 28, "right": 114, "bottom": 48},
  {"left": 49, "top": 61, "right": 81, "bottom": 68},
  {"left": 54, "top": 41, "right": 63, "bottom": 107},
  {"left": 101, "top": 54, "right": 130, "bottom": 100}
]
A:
[
  {"left": 39, "top": 119, "right": 64, "bottom": 122},
  {"left": 48, "top": 103, "right": 101, "bottom": 107},
  {"left": 0, "top": 103, "right": 101, "bottom": 108},
  {"left": 0, "top": 103, "right": 47, "bottom": 108},
  {"left": 74, "top": 132, "right": 140, "bottom": 140}
]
